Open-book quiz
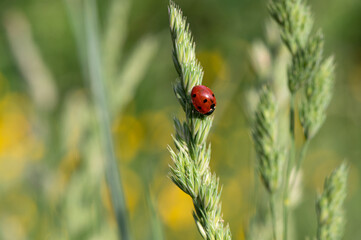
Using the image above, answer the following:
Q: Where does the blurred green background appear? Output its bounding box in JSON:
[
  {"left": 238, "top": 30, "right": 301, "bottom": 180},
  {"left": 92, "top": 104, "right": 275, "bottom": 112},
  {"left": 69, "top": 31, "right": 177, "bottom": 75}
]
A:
[{"left": 0, "top": 0, "right": 360, "bottom": 239}]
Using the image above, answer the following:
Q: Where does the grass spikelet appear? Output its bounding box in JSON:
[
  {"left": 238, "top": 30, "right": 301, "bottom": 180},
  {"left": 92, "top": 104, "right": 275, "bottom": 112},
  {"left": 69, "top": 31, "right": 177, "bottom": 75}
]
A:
[
  {"left": 316, "top": 163, "right": 348, "bottom": 240},
  {"left": 252, "top": 87, "right": 284, "bottom": 194},
  {"left": 167, "top": 1, "right": 231, "bottom": 239},
  {"left": 299, "top": 56, "right": 335, "bottom": 139}
]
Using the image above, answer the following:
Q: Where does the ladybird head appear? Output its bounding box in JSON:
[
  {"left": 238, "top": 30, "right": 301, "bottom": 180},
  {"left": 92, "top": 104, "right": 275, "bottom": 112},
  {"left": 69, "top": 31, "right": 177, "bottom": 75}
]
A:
[{"left": 205, "top": 105, "right": 216, "bottom": 115}]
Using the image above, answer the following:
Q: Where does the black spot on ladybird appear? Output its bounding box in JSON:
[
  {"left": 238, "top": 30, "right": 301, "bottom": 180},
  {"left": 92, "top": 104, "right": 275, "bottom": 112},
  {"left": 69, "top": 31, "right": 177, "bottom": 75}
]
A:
[
  {"left": 203, "top": 99, "right": 207, "bottom": 103},
  {"left": 197, "top": 106, "right": 202, "bottom": 110},
  {"left": 210, "top": 104, "right": 215, "bottom": 109},
  {"left": 192, "top": 94, "right": 196, "bottom": 98},
  {"left": 212, "top": 94, "right": 215, "bottom": 97}
]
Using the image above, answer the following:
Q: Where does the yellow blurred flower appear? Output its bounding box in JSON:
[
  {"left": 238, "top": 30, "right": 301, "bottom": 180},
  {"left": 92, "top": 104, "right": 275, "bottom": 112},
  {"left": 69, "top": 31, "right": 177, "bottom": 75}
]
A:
[
  {"left": 223, "top": 178, "right": 243, "bottom": 217},
  {"left": 0, "top": 93, "right": 43, "bottom": 182},
  {"left": 0, "top": 94, "right": 30, "bottom": 154},
  {"left": 237, "top": 228, "right": 246, "bottom": 240},
  {"left": 157, "top": 181, "right": 194, "bottom": 230},
  {"left": 140, "top": 111, "right": 172, "bottom": 152},
  {"left": 114, "top": 115, "right": 145, "bottom": 162}
]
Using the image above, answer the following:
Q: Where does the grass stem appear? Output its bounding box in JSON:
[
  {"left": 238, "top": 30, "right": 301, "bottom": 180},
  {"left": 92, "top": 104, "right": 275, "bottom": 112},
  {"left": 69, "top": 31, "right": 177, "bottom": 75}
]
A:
[
  {"left": 283, "top": 94, "right": 296, "bottom": 240},
  {"left": 84, "top": 0, "right": 130, "bottom": 239},
  {"left": 270, "top": 193, "right": 278, "bottom": 240},
  {"left": 290, "top": 139, "right": 310, "bottom": 188}
]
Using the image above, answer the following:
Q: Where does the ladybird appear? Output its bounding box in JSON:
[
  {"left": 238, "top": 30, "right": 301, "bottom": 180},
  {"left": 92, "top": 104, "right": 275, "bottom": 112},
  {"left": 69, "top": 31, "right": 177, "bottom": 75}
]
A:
[{"left": 191, "top": 85, "right": 216, "bottom": 115}]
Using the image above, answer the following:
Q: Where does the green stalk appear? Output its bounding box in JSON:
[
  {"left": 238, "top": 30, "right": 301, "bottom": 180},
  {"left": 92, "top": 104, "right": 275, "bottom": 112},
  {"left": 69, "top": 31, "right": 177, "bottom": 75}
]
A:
[
  {"left": 252, "top": 86, "right": 283, "bottom": 239},
  {"left": 290, "top": 139, "right": 310, "bottom": 188},
  {"left": 267, "top": 1, "right": 337, "bottom": 239},
  {"left": 289, "top": 96, "right": 295, "bottom": 141},
  {"left": 296, "top": 140, "right": 310, "bottom": 173},
  {"left": 283, "top": 95, "right": 296, "bottom": 240},
  {"left": 270, "top": 193, "right": 278, "bottom": 240},
  {"left": 84, "top": 0, "right": 130, "bottom": 239}
]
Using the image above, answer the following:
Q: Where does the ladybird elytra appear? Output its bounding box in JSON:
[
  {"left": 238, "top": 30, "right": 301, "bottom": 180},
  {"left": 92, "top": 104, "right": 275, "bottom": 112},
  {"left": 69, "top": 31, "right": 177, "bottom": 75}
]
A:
[{"left": 190, "top": 85, "right": 216, "bottom": 115}]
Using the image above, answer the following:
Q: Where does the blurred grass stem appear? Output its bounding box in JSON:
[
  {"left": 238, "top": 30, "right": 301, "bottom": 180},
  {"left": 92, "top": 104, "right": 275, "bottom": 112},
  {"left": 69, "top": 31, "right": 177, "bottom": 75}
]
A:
[
  {"left": 3, "top": 11, "right": 58, "bottom": 112},
  {"left": 291, "top": 139, "right": 310, "bottom": 188},
  {"left": 84, "top": 0, "right": 130, "bottom": 239},
  {"left": 270, "top": 193, "right": 278, "bottom": 240},
  {"left": 283, "top": 95, "right": 296, "bottom": 240},
  {"left": 103, "top": 0, "right": 129, "bottom": 82}
]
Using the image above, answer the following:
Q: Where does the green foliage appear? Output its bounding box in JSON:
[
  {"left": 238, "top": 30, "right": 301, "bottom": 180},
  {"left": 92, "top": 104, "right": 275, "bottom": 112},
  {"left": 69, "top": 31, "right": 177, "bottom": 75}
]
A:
[
  {"left": 168, "top": 1, "right": 231, "bottom": 239},
  {"left": 316, "top": 163, "right": 348, "bottom": 240},
  {"left": 269, "top": 0, "right": 335, "bottom": 139},
  {"left": 254, "top": 1, "right": 344, "bottom": 240},
  {"left": 0, "top": 0, "right": 358, "bottom": 239}
]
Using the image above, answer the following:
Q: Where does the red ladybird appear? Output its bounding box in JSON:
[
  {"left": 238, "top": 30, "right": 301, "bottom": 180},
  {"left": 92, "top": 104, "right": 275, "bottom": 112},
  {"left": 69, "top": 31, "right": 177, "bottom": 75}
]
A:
[{"left": 191, "top": 85, "right": 216, "bottom": 115}]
